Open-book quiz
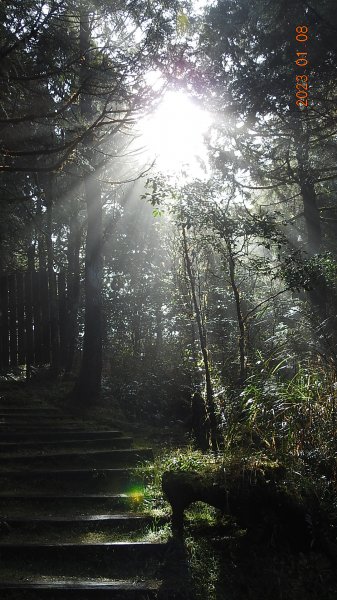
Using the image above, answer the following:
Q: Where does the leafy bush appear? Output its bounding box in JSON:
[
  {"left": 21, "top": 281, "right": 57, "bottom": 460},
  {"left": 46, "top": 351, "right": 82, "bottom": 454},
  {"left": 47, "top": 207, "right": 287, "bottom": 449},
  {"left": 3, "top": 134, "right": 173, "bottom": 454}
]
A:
[{"left": 238, "top": 359, "right": 337, "bottom": 474}]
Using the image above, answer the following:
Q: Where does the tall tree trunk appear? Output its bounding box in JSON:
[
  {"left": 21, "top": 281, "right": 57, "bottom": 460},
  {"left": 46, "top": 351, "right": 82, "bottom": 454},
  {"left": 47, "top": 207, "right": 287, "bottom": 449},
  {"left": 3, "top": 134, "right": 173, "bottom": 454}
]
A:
[
  {"left": 66, "top": 204, "right": 81, "bottom": 373},
  {"left": 75, "top": 168, "right": 103, "bottom": 404},
  {"left": 72, "top": 9, "right": 103, "bottom": 405},
  {"left": 26, "top": 245, "right": 36, "bottom": 379},
  {"left": 293, "top": 119, "right": 334, "bottom": 359},
  {"left": 182, "top": 225, "right": 218, "bottom": 452},
  {"left": 227, "top": 242, "right": 246, "bottom": 383},
  {"left": 294, "top": 121, "right": 329, "bottom": 319},
  {"left": 45, "top": 176, "right": 60, "bottom": 376},
  {"left": 294, "top": 121, "right": 321, "bottom": 255},
  {"left": 36, "top": 197, "right": 47, "bottom": 272},
  {"left": 155, "top": 308, "right": 162, "bottom": 355},
  {"left": 133, "top": 309, "right": 141, "bottom": 358}
]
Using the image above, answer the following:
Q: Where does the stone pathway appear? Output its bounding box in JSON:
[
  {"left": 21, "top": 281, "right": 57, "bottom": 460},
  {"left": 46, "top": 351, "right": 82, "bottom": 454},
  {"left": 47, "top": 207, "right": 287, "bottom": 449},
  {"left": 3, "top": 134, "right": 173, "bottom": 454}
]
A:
[{"left": 0, "top": 397, "right": 168, "bottom": 599}]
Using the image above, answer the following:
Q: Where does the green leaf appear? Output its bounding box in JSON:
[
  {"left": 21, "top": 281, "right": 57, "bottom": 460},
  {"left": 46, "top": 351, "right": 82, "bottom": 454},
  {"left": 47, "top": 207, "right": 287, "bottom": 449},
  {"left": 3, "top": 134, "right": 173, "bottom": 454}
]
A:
[{"left": 177, "top": 13, "right": 189, "bottom": 35}]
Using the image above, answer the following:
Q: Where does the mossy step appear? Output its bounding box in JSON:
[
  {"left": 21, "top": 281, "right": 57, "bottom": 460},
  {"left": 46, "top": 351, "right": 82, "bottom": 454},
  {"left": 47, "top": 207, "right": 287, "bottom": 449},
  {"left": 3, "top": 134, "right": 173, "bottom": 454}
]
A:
[
  {"left": 0, "top": 403, "right": 47, "bottom": 409},
  {"left": 0, "top": 490, "right": 136, "bottom": 502},
  {"left": 0, "top": 493, "right": 136, "bottom": 499},
  {"left": 0, "top": 416, "right": 85, "bottom": 423},
  {"left": 0, "top": 417, "right": 75, "bottom": 424},
  {"left": 0, "top": 467, "right": 139, "bottom": 494},
  {"left": 0, "top": 405, "right": 60, "bottom": 410},
  {"left": 0, "top": 543, "right": 166, "bottom": 580},
  {"left": 0, "top": 428, "right": 88, "bottom": 434},
  {"left": 0, "top": 517, "right": 159, "bottom": 542},
  {"left": 0, "top": 430, "right": 123, "bottom": 441},
  {"left": 0, "top": 514, "right": 150, "bottom": 524},
  {"left": 0, "top": 541, "right": 166, "bottom": 549},
  {"left": 0, "top": 541, "right": 167, "bottom": 563},
  {"left": 0, "top": 579, "right": 161, "bottom": 599},
  {"left": 0, "top": 465, "right": 134, "bottom": 474},
  {"left": 0, "top": 409, "right": 60, "bottom": 415},
  {"left": 0, "top": 420, "right": 88, "bottom": 427},
  {"left": 0, "top": 438, "right": 133, "bottom": 454},
  {"left": 0, "top": 402, "right": 164, "bottom": 599},
  {"left": 0, "top": 448, "right": 153, "bottom": 468},
  {"left": 0, "top": 406, "right": 62, "bottom": 419},
  {"left": 0, "top": 495, "right": 144, "bottom": 516}
]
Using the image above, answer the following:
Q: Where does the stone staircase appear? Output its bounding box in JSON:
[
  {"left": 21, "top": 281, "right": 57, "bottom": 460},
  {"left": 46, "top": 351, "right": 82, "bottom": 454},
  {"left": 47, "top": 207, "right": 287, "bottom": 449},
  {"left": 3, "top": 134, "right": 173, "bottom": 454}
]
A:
[{"left": 0, "top": 397, "right": 168, "bottom": 599}]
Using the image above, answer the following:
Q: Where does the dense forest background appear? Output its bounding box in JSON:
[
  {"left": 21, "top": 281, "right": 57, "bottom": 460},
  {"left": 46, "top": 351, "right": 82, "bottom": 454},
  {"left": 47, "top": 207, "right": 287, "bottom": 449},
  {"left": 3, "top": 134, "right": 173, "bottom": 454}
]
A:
[
  {"left": 1, "top": 0, "right": 337, "bottom": 468},
  {"left": 2, "top": 3, "right": 337, "bottom": 597}
]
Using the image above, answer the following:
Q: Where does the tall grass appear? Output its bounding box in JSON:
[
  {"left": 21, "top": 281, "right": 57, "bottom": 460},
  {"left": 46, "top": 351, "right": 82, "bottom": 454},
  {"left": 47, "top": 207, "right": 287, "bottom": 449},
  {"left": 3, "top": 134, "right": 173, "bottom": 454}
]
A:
[{"left": 237, "top": 359, "right": 337, "bottom": 474}]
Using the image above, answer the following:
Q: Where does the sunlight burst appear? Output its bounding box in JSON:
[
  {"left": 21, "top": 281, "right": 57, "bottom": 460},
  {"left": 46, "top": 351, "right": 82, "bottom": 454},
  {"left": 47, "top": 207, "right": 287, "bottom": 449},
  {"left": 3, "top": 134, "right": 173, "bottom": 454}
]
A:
[{"left": 142, "top": 91, "right": 211, "bottom": 178}]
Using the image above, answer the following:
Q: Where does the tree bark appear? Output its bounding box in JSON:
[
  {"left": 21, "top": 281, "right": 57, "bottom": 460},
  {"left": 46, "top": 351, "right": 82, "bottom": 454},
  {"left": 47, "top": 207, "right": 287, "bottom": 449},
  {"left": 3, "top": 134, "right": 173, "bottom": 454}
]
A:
[
  {"left": 155, "top": 308, "right": 163, "bottom": 355},
  {"left": 75, "top": 165, "right": 103, "bottom": 404},
  {"left": 182, "top": 225, "right": 218, "bottom": 452},
  {"left": 72, "top": 9, "right": 103, "bottom": 405},
  {"left": 45, "top": 175, "right": 60, "bottom": 376},
  {"left": 293, "top": 121, "right": 330, "bottom": 331},
  {"left": 294, "top": 123, "right": 321, "bottom": 255},
  {"left": 66, "top": 204, "right": 81, "bottom": 373},
  {"left": 133, "top": 309, "right": 142, "bottom": 358},
  {"left": 25, "top": 245, "right": 35, "bottom": 378},
  {"left": 227, "top": 242, "right": 246, "bottom": 383},
  {"left": 36, "top": 196, "right": 47, "bottom": 272}
]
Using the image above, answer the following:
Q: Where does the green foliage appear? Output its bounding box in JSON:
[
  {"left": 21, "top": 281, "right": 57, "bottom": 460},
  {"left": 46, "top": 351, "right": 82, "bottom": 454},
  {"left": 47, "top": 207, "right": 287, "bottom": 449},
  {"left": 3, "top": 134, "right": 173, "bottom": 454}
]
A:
[
  {"left": 176, "top": 12, "right": 189, "bottom": 35},
  {"left": 134, "top": 445, "right": 285, "bottom": 520},
  {"left": 238, "top": 359, "right": 337, "bottom": 472},
  {"left": 185, "top": 535, "right": 221, "bottom": 600},
  {"left": 134, "top": 447, "right": 236, "bottom": 523},
  {"left": 280, "top": 251, "right": 337, "bottom": 291}
]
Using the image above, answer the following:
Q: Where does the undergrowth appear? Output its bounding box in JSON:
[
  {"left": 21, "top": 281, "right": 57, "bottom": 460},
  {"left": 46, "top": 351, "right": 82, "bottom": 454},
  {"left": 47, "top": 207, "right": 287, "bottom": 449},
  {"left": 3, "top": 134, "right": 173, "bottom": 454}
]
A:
[{"left": 137, "top": 444, "right": 337, "bottom": 600}]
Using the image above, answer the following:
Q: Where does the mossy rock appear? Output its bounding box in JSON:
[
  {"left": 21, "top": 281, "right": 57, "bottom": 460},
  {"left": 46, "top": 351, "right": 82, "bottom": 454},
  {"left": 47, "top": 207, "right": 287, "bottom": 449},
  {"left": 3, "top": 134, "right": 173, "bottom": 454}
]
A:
[{"left": 162, "top": 466, "right": 314, "bottom": 550}]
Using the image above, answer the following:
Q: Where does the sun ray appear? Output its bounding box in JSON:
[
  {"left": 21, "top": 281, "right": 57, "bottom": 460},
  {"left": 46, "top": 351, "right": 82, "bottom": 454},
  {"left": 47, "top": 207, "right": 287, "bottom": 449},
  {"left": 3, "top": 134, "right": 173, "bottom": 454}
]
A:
[{"left": 140, "top": 90, "right": 211, "bottom": 178}]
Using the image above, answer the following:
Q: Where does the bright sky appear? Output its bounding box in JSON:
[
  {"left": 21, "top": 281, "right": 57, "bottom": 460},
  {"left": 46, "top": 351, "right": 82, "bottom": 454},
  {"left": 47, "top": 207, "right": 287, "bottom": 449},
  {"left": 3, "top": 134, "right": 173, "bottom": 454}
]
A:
[{"left": 141, "top": 90, "right": 211, "bottom": 179}]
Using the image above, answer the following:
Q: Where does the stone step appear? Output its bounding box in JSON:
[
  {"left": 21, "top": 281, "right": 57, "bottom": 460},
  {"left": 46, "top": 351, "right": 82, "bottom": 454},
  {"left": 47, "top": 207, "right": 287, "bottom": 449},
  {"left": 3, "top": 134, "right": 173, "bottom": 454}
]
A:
[
  {"left": 0, "top": 415, "right": 91, "bottom": 422},
  {"left": 0, "top": 467, "right": 139, "bottom": 494},
  {"left": 0, "top": 448, "right": 152, "bottom": 468},
  {"left": 0, "top": 402, "right": 46, "bottom": 409},
  {"left": 0, "top": 494, "right": 144, "bottom": 516},
  {"left": 0, "top": 408, "right": 60, "bottom": 415},
  {"left": 0, "top": 564, "right": 162, "bottom": 586},
  {"left": 0, "top": 437, "right": 133, "bottom": 453},
  {"left": 0, "top": 541, "right": 167, "bottom": 563},
  {"left": 0, "top": 430, "right": 123, "bottom": 441},
  {"left": 0, "top": 514, "right": 151, "bottom": 525},
  {"left": 0, "top": 514, "right": 156, "bottom": 540},
  {"left": 0, "top": 420, "right": 89, "bottom": 427},
  {"left": 0, "top": 417, "right": 75, "bottom": 424},
  {"left": 0, "top": 579, "right": 161, "bottom": 599},
  {"left": 0, "top": 399, "right": 163, "bottom": 600},
  {"left": 0, "top": 553, "right": 163, "bottom": 583}
]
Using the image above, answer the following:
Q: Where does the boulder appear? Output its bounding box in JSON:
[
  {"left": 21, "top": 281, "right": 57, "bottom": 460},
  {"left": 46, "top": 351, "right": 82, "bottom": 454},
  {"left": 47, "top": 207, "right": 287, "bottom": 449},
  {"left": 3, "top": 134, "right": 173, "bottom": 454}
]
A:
[{"left": 162, "top": 467, "right": 314, "bottom": 550}]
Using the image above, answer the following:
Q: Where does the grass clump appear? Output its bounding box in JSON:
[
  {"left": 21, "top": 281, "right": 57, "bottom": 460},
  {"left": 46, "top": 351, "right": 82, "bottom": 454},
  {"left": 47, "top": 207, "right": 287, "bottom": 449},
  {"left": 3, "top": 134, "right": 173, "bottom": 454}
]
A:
[
  {"left": 134, "top": 447, "right": 222, "bottom": 520},
  {"left": 134, "top": 446, "right": 286, "bottom": 528}
]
